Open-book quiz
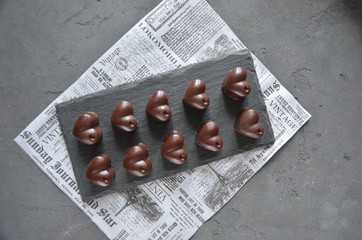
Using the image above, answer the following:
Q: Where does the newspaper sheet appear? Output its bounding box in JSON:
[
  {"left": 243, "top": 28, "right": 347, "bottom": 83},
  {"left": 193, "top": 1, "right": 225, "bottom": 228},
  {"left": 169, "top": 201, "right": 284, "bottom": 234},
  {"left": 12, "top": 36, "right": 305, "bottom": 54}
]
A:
[{"left": 14, "top": 0, "right": 311, "bottom": 239}]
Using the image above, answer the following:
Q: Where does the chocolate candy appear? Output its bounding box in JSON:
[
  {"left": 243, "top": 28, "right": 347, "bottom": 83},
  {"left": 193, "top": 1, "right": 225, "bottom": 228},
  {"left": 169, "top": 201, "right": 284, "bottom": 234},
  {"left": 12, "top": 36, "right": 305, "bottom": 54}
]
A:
[
  {"left": 161, "top": 131, "right": 188, "bottom": 165},
  {"left": 221, "top": 66, "right": 251, "bottom": 100},
  {"left": 234, "top": 108, "right": 264, "bottom": 139},
  {"left": 123, "top": 143, "right": 152, "bottom": 177},
  {"left": 72, "top": 112, "right": 103, "bottom": 145},
  {"left": 111, "top": 101, "right": 138, "bottom": 132},
  {"left": 146, "top": 90, "right": 172, "bottom": 122},
  {"left": 86, "top": 154, "right": 115, "bottom": 187},
  {"left": 183, "top": 79, "right": 210, "bottom": 110},
  {"left": 196, "top": 121, "right": 223, "bottom": 152}
]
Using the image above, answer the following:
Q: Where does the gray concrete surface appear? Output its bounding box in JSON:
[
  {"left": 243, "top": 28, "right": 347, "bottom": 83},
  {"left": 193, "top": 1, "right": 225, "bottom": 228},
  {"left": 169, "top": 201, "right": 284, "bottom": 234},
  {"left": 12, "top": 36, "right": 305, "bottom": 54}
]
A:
[{"left": 1, "top": 0, "right": 361, "bottom": 239}]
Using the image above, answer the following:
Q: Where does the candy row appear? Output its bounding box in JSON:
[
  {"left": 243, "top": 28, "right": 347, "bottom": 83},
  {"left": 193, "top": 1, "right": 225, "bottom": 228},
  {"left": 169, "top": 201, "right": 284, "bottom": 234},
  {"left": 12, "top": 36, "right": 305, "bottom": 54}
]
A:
[
  {"left": 72, "top": 66, "right": 252, "bottom": 145},
  {"left": 85, "top": 106, "right": 264, "bottom": 187},
  {"left": 86, "top": 127, "right": 202, "bottom": 187}
]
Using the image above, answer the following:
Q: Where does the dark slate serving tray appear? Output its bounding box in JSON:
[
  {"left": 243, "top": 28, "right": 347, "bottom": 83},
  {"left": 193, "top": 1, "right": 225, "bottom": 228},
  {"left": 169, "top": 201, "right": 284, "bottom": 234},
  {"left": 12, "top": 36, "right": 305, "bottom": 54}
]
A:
[{"left": 56, "top": 50, "right": 275, "bottom": 201}]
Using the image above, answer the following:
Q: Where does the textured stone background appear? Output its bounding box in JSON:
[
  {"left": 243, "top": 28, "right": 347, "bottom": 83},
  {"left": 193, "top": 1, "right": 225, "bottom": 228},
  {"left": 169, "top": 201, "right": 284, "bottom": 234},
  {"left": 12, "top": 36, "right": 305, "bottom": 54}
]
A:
[
  {"left": 56, "top": 51, "right": 274, "bottom": 201},
  {"left": 1, "top": 0, "right": 361, "bottom": 239}
]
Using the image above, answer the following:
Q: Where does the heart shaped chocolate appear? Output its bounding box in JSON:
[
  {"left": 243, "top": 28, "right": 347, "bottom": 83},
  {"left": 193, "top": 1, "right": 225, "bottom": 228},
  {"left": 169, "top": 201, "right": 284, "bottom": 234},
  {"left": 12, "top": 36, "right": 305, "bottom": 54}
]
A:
[
  {"left": 146, "top": 90, "right": 171, "bottom": 122},
  {"left": 221, "top": 67, "right": 251, "bottom": 100},
  {"left": 123, "top": 143, "right": 152, "bottom": 177},
  {"left": 195, "top": 121, "right": 223, "bottom": 152},
  {"left": 183, "top": 79, "right": 210, "bottom": 110},
  {"left": 234, "top": 108, "right": 264, "bottom": 139},
  {"left": 111, "top": 101, "right": 138, "bottom": 132},
  {"left": 161, "top": 131, "right": 188, "bottom": 165},
  {"left": 86, "top": 154, "right": 115, "bottom": 187},
  {"left": 72, "top": 112, "right": 103, "bottom": 145}
]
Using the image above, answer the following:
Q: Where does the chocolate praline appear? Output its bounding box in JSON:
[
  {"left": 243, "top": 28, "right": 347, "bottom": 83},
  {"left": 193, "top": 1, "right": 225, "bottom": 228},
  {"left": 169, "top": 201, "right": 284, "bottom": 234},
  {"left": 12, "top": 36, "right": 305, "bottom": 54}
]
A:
[
  {"left": 72, "top": 112, "right": 103, "bottom": 145},
  {"left": 221, "top": 66, "right": 251, "bottom": 100},
  {"left": 195, "top": 121, "right": 223, "bottom": 152},
  {"left": 86, "top": 154, "right": 115, "bottom": 187},
  {"left": 123, "top": 143, "right": 152, "bottom": 177},
  {"left": 146, "top": 90, "right": 172, "bottom": 122},
  {"left": 183, "top": 79, "right": 210, "bottom": 110},
  {"left": 161, "top": 130, "right": 188, "bottom": 165},
  {"left": 234, "top": 108, "right": 264, "bottom": 139},
  {"left": 111, "top": 101, "right": 138, "bottom": 132}
]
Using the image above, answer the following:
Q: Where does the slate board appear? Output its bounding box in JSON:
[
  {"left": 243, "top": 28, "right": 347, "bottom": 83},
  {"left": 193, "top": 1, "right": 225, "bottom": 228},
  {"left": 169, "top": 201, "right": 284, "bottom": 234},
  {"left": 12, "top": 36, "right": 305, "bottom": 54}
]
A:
[{"left": 56, "top": 50, "right": 275, "bottom": 201}]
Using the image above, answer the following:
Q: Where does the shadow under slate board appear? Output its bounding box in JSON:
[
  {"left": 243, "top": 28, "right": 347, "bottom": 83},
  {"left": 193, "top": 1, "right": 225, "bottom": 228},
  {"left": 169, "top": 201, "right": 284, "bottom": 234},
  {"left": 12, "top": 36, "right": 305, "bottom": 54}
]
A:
[{"left": 56, "top": 50, "right": 275, "bottom": 201}]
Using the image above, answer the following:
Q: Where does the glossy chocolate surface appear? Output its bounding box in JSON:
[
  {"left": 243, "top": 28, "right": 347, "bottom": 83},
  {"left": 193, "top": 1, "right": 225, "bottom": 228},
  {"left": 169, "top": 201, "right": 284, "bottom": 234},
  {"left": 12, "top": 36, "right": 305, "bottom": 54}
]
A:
[
  {"left": 72, "top": 112, "right": 103, "bottom": 145},
  {"left": 234, "top": 108, "right": 264, "bottom": 139},
  {"left": 183, "top": 79, "right": 210, "bottom": 110},
  {"left": 111, "top": 101, "right": 138, "bottom": 132},
  {"left": 221, "top": 66, "right": 251, "bottom": 100},
  {"left": 146, "top": 90, "right": 171, "bottom": 122},
  {"left": 196, "top": 121, "right": 223, "bottom": 152},
  {"left": 161, "top": 131, "right": 188, "bottom": 165},
  {"left": 86, "top": 154, "right": 115, "bottom": 187},
  {"left": 123, "top": 143, "right": 152, "bottom": 177}
]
